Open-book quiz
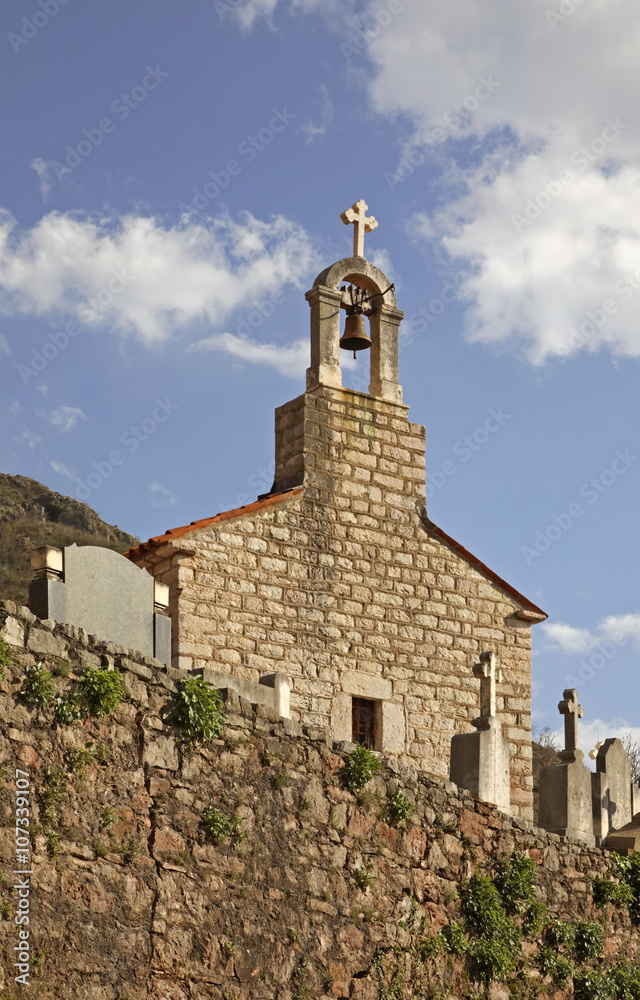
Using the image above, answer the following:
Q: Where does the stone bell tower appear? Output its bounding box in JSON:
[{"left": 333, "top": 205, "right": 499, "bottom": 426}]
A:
[
  {"left": 129, "top": 199, "right": 543, "bottom": 819},
  {"left": 272, "top": 199, "right": 426, "bottom": 497}
]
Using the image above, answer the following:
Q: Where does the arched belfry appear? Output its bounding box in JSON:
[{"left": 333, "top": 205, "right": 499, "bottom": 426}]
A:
[
  {"left": 271, "top": 199, "right": 419, "bottom": 496},
  {"left": 305, "top": 200, "right": 404, "bottom": 404}
]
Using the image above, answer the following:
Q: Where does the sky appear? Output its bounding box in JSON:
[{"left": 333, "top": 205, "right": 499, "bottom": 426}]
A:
[{"left": 0, "top": 0, "right": 639, "bottom": 751}]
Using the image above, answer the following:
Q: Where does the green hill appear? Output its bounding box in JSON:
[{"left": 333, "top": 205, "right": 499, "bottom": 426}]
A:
[{"left": 0, "top": 473, "right": 138, "bottom": 607}]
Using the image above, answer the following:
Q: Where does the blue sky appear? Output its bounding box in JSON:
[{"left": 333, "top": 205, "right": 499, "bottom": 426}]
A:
[{"left": 1, "top": 0, "right": 639, "bottom": 749}]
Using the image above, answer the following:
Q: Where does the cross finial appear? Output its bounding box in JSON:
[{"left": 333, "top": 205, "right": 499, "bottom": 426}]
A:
[
  {"left": 340, "top": 199, "right": 378, "bottom": 258},
  {"left": 472, "top": 651, "right": 502, "bottom": 727},
  {"left": 558, "top": 688, "right": 583, "bottom": 754}
]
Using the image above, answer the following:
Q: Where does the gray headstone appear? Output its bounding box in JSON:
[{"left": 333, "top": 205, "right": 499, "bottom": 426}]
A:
[
  {"left": 29, "top": 544, "right": 170, "bottom": 661},
  {"left": 62, "top": 544, "right": 154, "bottom": 654},
  {"left": 592, "top": 738, "right": 632, "bottom": 844},
  {"left": 539, "top": 753, "right": 595, "bottom": 846},
  {"left": 450, "top": 717, "right": 511, "bottom": 812}
]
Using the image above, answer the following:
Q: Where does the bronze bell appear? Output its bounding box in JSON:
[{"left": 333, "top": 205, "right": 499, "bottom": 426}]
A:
[{"left": 339, "top": 313, "right": 371, "bottom": 358}]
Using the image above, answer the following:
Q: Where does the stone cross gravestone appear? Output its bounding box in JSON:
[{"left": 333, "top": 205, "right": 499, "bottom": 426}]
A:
[
  {"left": 29, "top": 544, "right": 171, "bottom": 664},
  {"left": 538, "top": 688, "right": 595, "bottom": 845},
  {"left": 449, "top": 651, "right": 511, "bottom": 812}
]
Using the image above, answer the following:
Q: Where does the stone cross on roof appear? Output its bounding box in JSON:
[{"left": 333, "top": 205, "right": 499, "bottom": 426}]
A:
[
  {"left": 472, "top": 651, "right": 502, "bottom": 726},
  {"left": 340, "top": 199, "right": 378, "bottom": 258},
  {"left": 558, "top": 688, "right": 583, "bottom": 754}
]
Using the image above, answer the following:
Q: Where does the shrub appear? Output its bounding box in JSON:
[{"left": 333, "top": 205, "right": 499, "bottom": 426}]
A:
[
  {"left": 461, "top": 875, "right": 522, "bottom": 984},
  {"left": 544, "top": 917, "right": 575, "bottom": 951},
  {"left": 166, "top": 676, "right": 225, "bottom": 746},
  {"left": 39, "top": 766, "right": 67, "bottom": 826},
  {"left": 54, "top": 690, "right": 85, "bottom": 724},
  {"left": 573, "top": 921, "right": 604, "bottom": 963},
  {"left": 614, "top": 852, "right": 640, "bottom": 923},
  {"left": 522, "top": 900, "right": 548, "bottom": 936},
  {"left": 469, "top": 933, "right": 519, "bottom": 984},
  {"left": 21, "top": 662, "right": 56, "bottom": 710},
  {"left": 0, "top": 638, "right": 12, "bottom": 679},
  {"left": 462, "top": 875, "right": 505, "bottom": 938},
  {"left": 384, "top": 790, "right": 415, "bottom": 828},
  {"left": 202, "top": 806, "right": 244, "bottom": 844},
  {"left": 353, "top": 863, "right": 376, "bottom": 889},
  {"left": 538, "top": 947, "right": 574, "bottom": 984},
  {"left": 67, "top": 742, "right": 95, "bottom": 774},
  {"left": 593, "top": 876, "right": 633, "bottom": 909},
  {"left": 344, "top": 744, "right": 383, "bottom": 793},
  {"left": 440, "top": 921, "right": 467, "bottom": 956},
  {"left": 493, "top": 851, "right": 537, "bottom": 914},
  {"left": 573, "top": 969, "right": 614, "bottom": 1000},
  {"left": 78, "top": 666, "right": 125, "bottom": 717}
]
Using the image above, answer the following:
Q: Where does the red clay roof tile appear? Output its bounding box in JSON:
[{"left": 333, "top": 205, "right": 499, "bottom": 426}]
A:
[{"left": 124, "top": 489, "right": 302, "bottom": 560}]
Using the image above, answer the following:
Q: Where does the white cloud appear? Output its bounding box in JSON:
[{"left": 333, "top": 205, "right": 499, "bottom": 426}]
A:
[
  {"left": 0, "top": 208, "right": 319, "bottom": 345},
  {"left": 15, "top": 429, "right": 42, "bottom": 450},
  {"left": 302, "top": 84, "right": 333, "bottom": 144},
  {"left": 359, "top": 1, "right": 640, "bottom": 363},
  {"left": 8, "top": 400, "right": 20, "bottom": 418},
  {"left": 192, "top": 328, "right": 359, "bottom": 379},
  {"left": 240, "top": 0, "right": 640, "bottom": 364},
  {"left": 30, "top": 157, "right": 54, "bottom": 202},
  {"left": 39, "top": 405, "right": 87, "bottom": 432},
  {"left": 577, "top": 720, "right": 640, "bottom": 760},
  {"left": 542, "top": 612, "right": 640, "bottom": 654},
  {"left": 192, "top": 332, "right": 312, "bottom": 379},
  {"left": 50, "top": 460, "right": 75, "bottom": 480},
  {"left": 0, "top": 334, "right": 10, "bottom": 355},
  {"left": 150, "top": 482, "right": 177, "bottom": 508},
  {"left": 223, "top": 0, "right": 338, "bottom": 30}
]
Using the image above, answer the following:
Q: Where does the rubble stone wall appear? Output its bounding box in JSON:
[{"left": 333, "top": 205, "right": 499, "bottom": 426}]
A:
[{"left": 0, "top": 600, "right": 631, "bottom": 1000}]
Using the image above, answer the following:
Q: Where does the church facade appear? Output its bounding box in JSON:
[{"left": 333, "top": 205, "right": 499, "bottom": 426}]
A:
[{"left": 126, "top": 203, "right": 546, "bottom": 819}]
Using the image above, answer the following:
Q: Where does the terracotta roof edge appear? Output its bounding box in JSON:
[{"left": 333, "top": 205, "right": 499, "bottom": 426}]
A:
[
  {"left": 423, "top": 516, "right": 547, "bottom": 621},
  {"left": 123, "top": 488, "right": 303, "bottom": 561}
]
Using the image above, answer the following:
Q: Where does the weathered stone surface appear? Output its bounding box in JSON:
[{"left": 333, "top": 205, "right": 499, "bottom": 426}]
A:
[
  {"left": 130, "top": 381, "right": 538, "bottom": 818},
  {"left": 143, "top": 735, "right": 179, "bottom": 770},
  {"left": 0, "top": 623, "right": 636, "bottom": 1000}
]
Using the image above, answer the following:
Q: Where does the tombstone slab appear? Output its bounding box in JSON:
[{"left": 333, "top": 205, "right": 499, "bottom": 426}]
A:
[
  {"left": 29, "top": 544, "right": 170, "bottom": 664},
  {"left": 592, "top": 738, "right": 632, "bottom": 845},
  {"left": 538, "top": 688, "right": 595, "bottom": 846},
  {"left": 450, "top": 652, "right": 511, "bottom": 812}
]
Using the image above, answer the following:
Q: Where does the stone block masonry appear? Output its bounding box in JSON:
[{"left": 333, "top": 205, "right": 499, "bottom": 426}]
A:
[
  {"left": 0, "top": 603, "right": 635, "bottom": 999},
  {"left": 130, "top": 384, "right": 541, "bottom": 819}
]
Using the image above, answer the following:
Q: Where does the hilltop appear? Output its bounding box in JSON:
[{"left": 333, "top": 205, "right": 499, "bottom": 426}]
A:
[{"left": 0, "top": 473, "right": 138, "bottom": 606}]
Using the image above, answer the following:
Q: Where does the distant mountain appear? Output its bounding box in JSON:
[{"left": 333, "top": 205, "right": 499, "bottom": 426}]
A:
[{"left": 0, "top": 473, "right": 139, "bottom": 607}]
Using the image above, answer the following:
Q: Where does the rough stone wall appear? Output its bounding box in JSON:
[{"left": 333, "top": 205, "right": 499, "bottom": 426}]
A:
[
  {"left": 133, "top": 386, "right": 536, "bottom": 818},
  {"left": 0, "top": 603, "right": 636, "bottom": 1000}
]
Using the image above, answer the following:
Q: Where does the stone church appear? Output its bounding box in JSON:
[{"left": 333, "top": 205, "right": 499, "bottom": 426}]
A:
[{"left": 126, "top": 201, "right": 546, "bottom": 820}]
